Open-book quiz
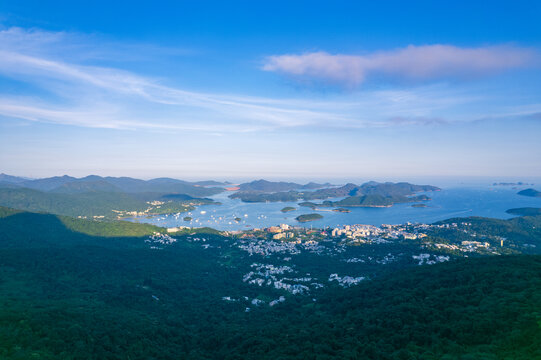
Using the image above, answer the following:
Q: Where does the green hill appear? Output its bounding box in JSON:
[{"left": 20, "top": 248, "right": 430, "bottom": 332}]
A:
[
  {"left": 0, "top": 187, "right": 214, "bottom": 219},
  {"left": 0, "top": 207, "right": 539, "bottom": 358},
  {"left": 0, "top": 188, "right": 146, "bottom": 218},
  {"left": 0, "top": 206, "right": 163, "bottom": 247}
]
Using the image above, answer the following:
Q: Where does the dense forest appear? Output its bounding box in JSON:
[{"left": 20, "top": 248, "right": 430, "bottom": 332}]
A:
[
  {"left": 0, "top": 207, "right": 539, "bottom": 359},
  {"left": 0, "top": 188, "right": 215, "bottom": 219}
]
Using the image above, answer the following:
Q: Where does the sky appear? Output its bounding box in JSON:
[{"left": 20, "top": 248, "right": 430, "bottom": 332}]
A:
[{"left": 0, "top": 1, "right": 540, "bottom": 181}]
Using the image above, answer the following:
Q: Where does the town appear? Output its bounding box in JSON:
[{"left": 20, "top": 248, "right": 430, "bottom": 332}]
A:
[{"left": 150, "top": 218, "right": 521, "bottom": 308}]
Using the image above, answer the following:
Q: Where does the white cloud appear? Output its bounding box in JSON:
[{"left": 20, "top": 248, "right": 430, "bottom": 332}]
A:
[
  {"left": 0, "top": 28, "right": 354, "bottom": 132},
  {"left": 263, "top": 45, "right": 538, "bottom": 87},
  {"left": 0, "top": 27, "right": 540, "bottom": 133}
]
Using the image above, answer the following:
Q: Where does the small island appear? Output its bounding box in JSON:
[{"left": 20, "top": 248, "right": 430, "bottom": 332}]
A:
[
  {"left": 298, "top": 202, "right": 318, "bottom": 209},
  {"left": 517, "top": 188, "right": 541, "bottom": 197},
  {"left": 281, "top": 206, "right": 296, "bottom": 213},
  {"left": 411, "top": 203, "right": 427, "bottom": 208},
  {"left": 506, "top": 207, "right": 541, "bottom": 216},
  {"left": 333, "top": 208, "right": 351, "bottom": 213},
  {"left": 234, "top": 217, "right": 242, "bottom": 222},
  {"left": 295, "top": 213, "right": 323, "bottom": 223},
  {"left": 183, "top": 216, "right": 192, "bottom": 221}
]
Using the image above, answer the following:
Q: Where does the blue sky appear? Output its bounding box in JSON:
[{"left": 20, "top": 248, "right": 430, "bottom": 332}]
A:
[{"left": 0, "top": 1, "right": 540, "bottom": 180}]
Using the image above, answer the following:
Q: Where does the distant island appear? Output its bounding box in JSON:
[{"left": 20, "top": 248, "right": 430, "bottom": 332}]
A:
[
  {"left": 412, "top": 203, "right": 427, "bottom": 208},
  {"left": 333, "top": 208, "right": 351, "bottom": 213},
  {"left": 237, "top": 179, "right": 332, "bottom": 192},
  {"left": 517, "top": 188, "right": 541, "bottom": 197},
  {"left": 299, "top": 194, "right": 431, "bottom": 209},
  {"left": 506, "top": 207, "right": 541, "bottom": 216},
  {"left": 231, "top": 181, "right": 440, "bottom": 208},
  {"left": 295, "top": 213, "right": 323, "bottom": 223},
  {"left": 493, "top": 182, "right": 532, "bottom": 186},
  {"left": 281, "top": 206, "right": 296, "bottom": 213},
  {"left": 299, "top": 201, "right": 331, "bottom": 209}
]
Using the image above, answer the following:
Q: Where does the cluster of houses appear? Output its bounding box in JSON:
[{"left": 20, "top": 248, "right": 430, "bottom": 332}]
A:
[
  {"left": 412, "top": 253, "right": 450, "bottom": 265},
  {"left": 328, "top": 273, "right": 365, "bottom": 287},
  {"left": 144, "top": 232, "right": 177, "bottom": 249},
  {"left": 242, "top": 262, "right": 324, "bottom": 295},
  {"left": 235, "top": 234, "right": 336, "bottom": 257},
  {"left": 330, "top": 223, "right": 428, "bottom": 241}
]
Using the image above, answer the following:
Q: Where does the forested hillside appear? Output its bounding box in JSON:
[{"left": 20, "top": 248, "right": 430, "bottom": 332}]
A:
[{"left": 0, "top": 207, "right": 539, "bottom": 359}]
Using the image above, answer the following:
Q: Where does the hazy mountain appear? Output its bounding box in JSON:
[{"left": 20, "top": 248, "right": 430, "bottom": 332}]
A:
[
  {"left": 238, "top": 179, "right": 303, "bottom": 192},
  {"left": 238, "top": 179, "right": 332, "bottom": 192},
  {"left": 20, "top": 175, "right": 77, "bottom": 191},
  {"left": 4, "top": 175, "right": 223, "bottom": 197},
  {"left": 0, "top": 173, "right": 28, "bottom": 184},
  {"left": 50, "top": 179, "right": 123, "bottom": 194},
  {"left": 191, "top": 180, "right": 228, "bottom": 186},
  {"left": 301, "top": 181, "right": 333, "bottom": 189}
]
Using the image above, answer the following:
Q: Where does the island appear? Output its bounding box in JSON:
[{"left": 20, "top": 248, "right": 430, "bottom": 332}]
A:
[
  {"left": 298, "top": 202, "right": 318, "bottom": 209},
  {"left": 234, "top": 217, "right": 242, "bottom": 222},
  {"left": 517, "top": 188, "right": 541, "bottom": 197},
  {"left": 237, "top": 179, "right": 331, "bottom": 192},
  {"left": 412, "top": 203, "right": 427, "bottom": 208},
  {"left": 280, "top": 206, "right": 296, "bottom": 212},
  {"left": 298, "top": 201, "right": 334, "bottom": 209},
  {"left": 230, "top": 181, "right": 440, "bottom": 207},
  {"left": 183, "top": 216, "right": 192, "bottom": 221},
  {"left": 307, "top": 194, "right": 431, "bottom": 208},
  {"left": 295, "top": 213, "right": 323, "bottom": 223},
  {"left": 506, "top": 207, "right": 541, "bottom": 216},
  {"left": 493, "top": 182, "right": 532, "bottom": 186},
  {"left": 333, "top": 208, "right": 351, "bottom": 213}
]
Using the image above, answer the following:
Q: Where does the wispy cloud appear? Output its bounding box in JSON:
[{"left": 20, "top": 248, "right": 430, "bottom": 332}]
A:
[
  {"left": 262, "top": 45, "right": 538, "bottom": 87},
  {"left": 0, "top": 27, "right": 540, "bottom": 134},
  {"left": 0, "top": 28, "right": 359, "bottom": 132},
  {"left": 387, "top": 116, "right": 449, "bottom": 126}
]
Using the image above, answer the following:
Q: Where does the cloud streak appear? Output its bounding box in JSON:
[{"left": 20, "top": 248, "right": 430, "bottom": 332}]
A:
[
  {"left": 0, "top": 28, "right": 355, "bottom": 132},
  {"left": 0, "top": 27, "right": 540, "bottom": 134},
  {"left": 263, "top": 45, "right": 538, "bottom": 87}
]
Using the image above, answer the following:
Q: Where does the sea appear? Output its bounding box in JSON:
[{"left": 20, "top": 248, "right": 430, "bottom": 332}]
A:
[{"left": 128, "top": 180, "right": 541, "bottom": 231}]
